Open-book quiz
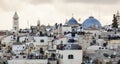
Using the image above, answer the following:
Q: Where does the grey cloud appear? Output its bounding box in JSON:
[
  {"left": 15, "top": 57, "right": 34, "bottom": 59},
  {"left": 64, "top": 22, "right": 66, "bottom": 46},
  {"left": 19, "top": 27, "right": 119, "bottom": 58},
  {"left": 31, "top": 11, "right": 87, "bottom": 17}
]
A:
[
  {"left": 0, "top": 0, "right": 8, "bottom": 11},
  {"left": 64, "top": 0, "right": 120, "bottom": 4},
  {"left": 27, "top": 0, "right": 119, "bottom": 5},
  {"left": 0, "top": 0, "right": 52, "bottom": 11},
  {"left": 25, "top": 0, "right": 52, "bottom": 5},
  {"left": 0, "top": 0, "right": 24, "bottom": 11}
]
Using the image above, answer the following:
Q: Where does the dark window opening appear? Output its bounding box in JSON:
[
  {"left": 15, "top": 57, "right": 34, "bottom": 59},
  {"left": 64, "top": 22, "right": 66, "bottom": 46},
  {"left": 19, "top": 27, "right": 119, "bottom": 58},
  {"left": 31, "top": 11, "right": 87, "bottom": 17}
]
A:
[
  {"left": 68, "top": 55, "right": 74, "bottom": 59},
  {"left": 16, "top": 56, "right": 19, "bottom": 58},
  {"left": 40, "top": 39, "right": 44, "bottom": 43},
  {"left": 23, "top": 56, "right": 26, "bottom": 58}
]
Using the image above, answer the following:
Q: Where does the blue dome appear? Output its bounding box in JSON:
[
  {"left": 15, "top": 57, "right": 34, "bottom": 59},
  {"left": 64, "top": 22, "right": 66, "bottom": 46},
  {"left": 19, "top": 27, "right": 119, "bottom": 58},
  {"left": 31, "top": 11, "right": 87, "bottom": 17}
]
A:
[
  {"left": 68, "top": 17, "right": 78, "bottom": 25},
  {"left": 82, "top": 16, "right": 102, "bottom": 30}
]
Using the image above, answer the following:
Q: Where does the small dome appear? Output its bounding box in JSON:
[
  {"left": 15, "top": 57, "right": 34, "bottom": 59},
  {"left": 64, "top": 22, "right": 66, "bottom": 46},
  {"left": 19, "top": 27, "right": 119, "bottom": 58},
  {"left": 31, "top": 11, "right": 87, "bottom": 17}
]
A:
[
  {"left": 82, "top": 16, "right": 102, "bottom": 30},
  {"left": 68, "top": 17, "right": 78, "bottom": 25}
]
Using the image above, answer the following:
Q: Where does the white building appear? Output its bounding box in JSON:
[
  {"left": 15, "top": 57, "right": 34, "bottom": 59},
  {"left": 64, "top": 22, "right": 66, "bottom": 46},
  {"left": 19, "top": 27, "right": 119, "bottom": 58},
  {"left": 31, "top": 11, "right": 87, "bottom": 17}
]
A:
[
  {"left": 108, "top": 40, "right": 120, "bottom": 49},
  {"left": 62, "top": 25, "right": 72, "bottom": 34},
  {"left": 33, "top": 36, "right": 52, "bottom": 46},
  {"left": 58, "top": 43, "right": 83, "bottom": 64},
  {"left": 12, "top": 43, "right": 26, "bottom": 54},
  {"left": 59, "top": 50, "right": 82, "bottom": 64},
  {"left": 19, "top": 36, "right": 53, "bottom": 46},
  {"left": 1, "top": 35, "right": 16, "bottom": 45}
]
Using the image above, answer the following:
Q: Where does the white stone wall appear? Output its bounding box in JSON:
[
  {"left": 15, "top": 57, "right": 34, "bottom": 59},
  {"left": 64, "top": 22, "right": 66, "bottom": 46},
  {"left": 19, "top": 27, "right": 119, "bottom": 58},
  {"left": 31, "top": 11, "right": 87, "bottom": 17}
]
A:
[
  {"left": 8, "top": 59, "right": 47, "bottom": 64},
  {"left": 62, "top": 26, "right": 72, "bottom": 34},
  {"left": 12, "top": 44, "right": 26, "bottom": 54},
  {"left": 33, "top": 36, "right": 49, "bottom": 46},
  {"left": 58, "top": 50, "right": 83, "bottom": 64},
  {"left": 1, "top": 35, "right": 14, "bottom": 45},
  {"left": 19, "top": 36, "right": 30, "bottom": 42},
  {"left": 109, "top": 40, "right": 120, "bottom": 49},
  {"left": 55, "top": 38, "right": 67, "bottom": 45}
]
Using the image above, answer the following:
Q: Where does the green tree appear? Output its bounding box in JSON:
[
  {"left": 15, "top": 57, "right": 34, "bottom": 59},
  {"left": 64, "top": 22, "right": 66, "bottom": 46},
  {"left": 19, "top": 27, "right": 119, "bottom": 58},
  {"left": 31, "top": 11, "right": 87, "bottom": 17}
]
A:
[{"left": 112, "top": 14, "right": 118, "bottom": 28}]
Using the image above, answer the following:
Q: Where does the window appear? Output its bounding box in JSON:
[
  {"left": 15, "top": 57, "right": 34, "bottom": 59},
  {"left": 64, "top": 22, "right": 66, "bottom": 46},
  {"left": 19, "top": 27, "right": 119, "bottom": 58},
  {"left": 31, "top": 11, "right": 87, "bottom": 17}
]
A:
[
  {"left": 23, "top": 56, "right": 26, "bottom": 58},
  {"left": 23, "top": 46, "right": 24, "bottom": 49},
  {"left": 33, "top": 40, "right": 36, "bottom": 42},
  {"left": 105, "top": 47, "right": 107, "bottom": 49},
  {"left": 40, "top": 39, "right": 44, "bottom": 43},
  {"left": 68, "top": 55, "right": 74, "bottom": 59},
  {"left": 3, "top": 44, "right": 6, "bottom": 47},
  {"left": 99, "top": 47, "right": 101, "bottom": 49},
  {"left": 102, "top": 48, "right": 104, "bottom": 49},
  {"left": 16, "top": 56, "right": 19, "bottom": 58}
]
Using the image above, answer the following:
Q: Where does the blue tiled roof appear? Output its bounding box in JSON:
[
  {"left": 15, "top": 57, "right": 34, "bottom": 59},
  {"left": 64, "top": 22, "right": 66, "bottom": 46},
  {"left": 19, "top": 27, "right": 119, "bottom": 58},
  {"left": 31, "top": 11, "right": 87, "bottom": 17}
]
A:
[
  {"left": 68, "top": 17, "right": 78, "bottom": 25},
  {"left": 82, "top": 16, "right": 102, "bottom": 29}
]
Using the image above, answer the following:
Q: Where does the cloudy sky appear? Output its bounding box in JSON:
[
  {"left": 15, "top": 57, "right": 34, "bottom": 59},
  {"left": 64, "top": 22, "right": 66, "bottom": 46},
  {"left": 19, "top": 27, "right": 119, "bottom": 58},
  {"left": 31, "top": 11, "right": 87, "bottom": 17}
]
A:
[{"left": 0, "top": 0, "right": 120, "bottom": 30}]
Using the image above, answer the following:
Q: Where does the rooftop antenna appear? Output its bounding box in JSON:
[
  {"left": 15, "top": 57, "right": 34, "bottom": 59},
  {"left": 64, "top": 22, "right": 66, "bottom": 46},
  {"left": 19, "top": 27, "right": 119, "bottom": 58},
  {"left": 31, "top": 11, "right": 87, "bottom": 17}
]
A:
[
  {"left": 37, "top": 19, "right": 40, "bottom": 26},
  {"left": 65, "top": 19, "right": 68, "bottom": 24},
  {"left": 72, "top": 13, "right": 74, "bottom": 18}
]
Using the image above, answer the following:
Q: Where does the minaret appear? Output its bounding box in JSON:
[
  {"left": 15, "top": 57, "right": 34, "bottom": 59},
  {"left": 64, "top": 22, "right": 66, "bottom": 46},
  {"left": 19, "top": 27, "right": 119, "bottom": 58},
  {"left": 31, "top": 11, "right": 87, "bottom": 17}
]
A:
[
  {"left": 65, "top": 19, "right": 68, "bottom": 25},
  {"left": 13, "top": 12, "right": 19, "bottom": 31},
  {"left": 37, "top": 20, "right": 40, "bottom": 31},
  {"left": 37, "top": 20, "right": 40, "bottom": 27}
]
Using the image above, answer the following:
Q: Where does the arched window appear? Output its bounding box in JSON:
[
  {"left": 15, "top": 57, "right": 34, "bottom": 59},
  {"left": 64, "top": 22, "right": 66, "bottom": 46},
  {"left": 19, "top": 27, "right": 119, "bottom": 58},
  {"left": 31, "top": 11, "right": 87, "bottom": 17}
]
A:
[{"left": 68, "top": 55, "right": 74, "bottom": 59}]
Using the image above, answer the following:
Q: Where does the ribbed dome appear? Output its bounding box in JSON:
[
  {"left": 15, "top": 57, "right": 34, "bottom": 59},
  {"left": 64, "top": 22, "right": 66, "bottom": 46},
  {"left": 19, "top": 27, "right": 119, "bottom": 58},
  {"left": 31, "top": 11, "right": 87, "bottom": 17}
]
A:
[
  {"left": 82, "top": 16, "right": 102, "bottom": 30},
  {"left": 68, "top": 17, "right": 78, "bottom": 25}
]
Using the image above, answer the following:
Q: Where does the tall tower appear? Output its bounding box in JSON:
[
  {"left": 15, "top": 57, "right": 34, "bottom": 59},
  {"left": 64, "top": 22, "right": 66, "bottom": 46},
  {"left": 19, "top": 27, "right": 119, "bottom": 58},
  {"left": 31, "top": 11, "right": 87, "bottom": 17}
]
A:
[
  {"left": 37, "top": 20, "right": 40, "bottom": 27},
  {"left": 13, "top": 12, "right": 19, "bottom": 31},
  {"left": 37, "top": 20, "right": 40, "bottom": 31}
]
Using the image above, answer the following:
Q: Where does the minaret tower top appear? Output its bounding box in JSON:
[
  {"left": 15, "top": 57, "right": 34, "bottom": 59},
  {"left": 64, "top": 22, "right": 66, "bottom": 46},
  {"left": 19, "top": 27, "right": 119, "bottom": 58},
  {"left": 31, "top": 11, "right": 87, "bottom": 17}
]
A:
[
  {"left": 13, "top": 12, "right": 19, "bottom": 31},
  {"left": 13, "top": 12, "right": 19, "bottom": 20}
]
